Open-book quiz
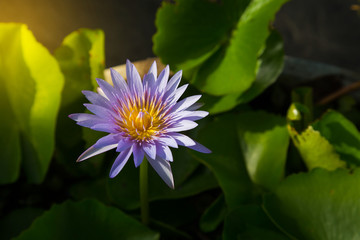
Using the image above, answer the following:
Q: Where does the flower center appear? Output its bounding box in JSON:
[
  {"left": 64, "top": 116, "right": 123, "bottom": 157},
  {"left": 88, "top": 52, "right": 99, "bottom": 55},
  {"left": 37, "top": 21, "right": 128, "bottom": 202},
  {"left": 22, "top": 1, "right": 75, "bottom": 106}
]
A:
[{"left": 116, "top": 95, "right": 167, "bottom": 141}]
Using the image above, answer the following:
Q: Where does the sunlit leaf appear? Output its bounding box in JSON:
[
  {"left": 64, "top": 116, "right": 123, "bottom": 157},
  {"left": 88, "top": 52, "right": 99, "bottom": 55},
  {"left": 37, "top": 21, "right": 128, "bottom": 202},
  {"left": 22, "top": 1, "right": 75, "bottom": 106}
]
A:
[
  {"left": 154, "top": 0, "right": 242, "bottom": 72},
  {"left": 194, "top": 0, "right": 287, "bottom": 96},
  {"left": 237, "top": 111, "right": 289, "bottom": 190},
  {"left": 312, "top": 110, "right": 360, "bottom": 167},
  {"left": 54, "top": 28, "right": 105, "bottom": 176},
  {"left": 202, "top": 31, "right": 284, "bottom": 114},
  {"left": 15, "top": 199, "right": 159, "bottom": 240},
  {"left": 0, "top": 23, "right": 64, "bottom": 184},
  {"left": 289, "top": 126, "right": 346, "bottom": 171},
  {"left": 0, "top": 91, "right": 21, "bottom": 184},
  {"left": 264, "top": 168, "right": 360, "bottom": 240},
  {"left": 154, "top": 0, "right": 287, "bottom": 96}
]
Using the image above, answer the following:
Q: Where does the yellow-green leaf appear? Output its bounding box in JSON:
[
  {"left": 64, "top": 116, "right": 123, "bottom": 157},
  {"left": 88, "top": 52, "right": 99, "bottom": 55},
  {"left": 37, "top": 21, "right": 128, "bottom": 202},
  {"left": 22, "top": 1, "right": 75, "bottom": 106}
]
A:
[
  {"left": 54, "top": 28, "right": 105, "bottom": 176},
  {"left": 0, "top": 23, "right": 64, "bottom": 184},
  {"left": 289, "top": 126, "right": 346, "bottom": 171}
]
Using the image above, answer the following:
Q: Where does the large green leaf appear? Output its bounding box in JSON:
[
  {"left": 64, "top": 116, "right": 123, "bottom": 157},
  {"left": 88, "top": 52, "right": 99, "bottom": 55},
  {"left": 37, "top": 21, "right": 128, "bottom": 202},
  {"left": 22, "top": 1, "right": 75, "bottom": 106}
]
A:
[
  {"left": 223, "top": 205, "right": 288, "bottom": 240},
  {"left": 264, "top": 168, "right": 360, "bottom": 240},
  {"left": 0, "top": 23, "right": 64, "bottom": 184},
  {"left": 55, "top": 28, "right": 104, "bottom": 108},
  {"left": 237, "top": 111, "right": 289, "bottom": 190},
  {"left": 312, "top": 110, "right": 360, "bottom": 167},
  {"left": 154, "top": 0, "right": 287, "bottom": 96},
  {"left": 54, "top": 28, "right": 105, "bottom": 176},
  {"left": 15, "top": 199, "right": 159, "bottom": 240},
  {"left": 153, "top": 0, "right": 243, "bottom": 71},
  {"left": 191, "top": 114, "right": 253, "bottom": 210},
  {"left": 194, "top": 0, "right": 287, "bottom": 96},
  {"left": 0, "top": 208, "right": 44, "bottom": 240},
  {"left": 106, "top": 148, "right": 218, "bottom": 210},
  {"left": 202, "top": 31, "right": 284, "bottom": 114}
]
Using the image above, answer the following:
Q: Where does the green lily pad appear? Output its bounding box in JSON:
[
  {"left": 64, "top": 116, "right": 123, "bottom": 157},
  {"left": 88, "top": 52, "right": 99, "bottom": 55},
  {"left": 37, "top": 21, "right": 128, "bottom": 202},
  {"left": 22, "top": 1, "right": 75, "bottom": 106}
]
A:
[
  {"left": 154, "top": 0, "right": 241, "bottom": 72},
  {"left": 154, "top": 0, "right": 287, "bottom": 96},
  {"left": 223, "top": 205, "right": 288, "bottom": 240},
  {"left": 15, "top": 199, "right": 159, "bottom": 240},
  {"left": 264, "top": 168, "right": 360, "bottom": 240},
  {"left": 191, "top": 114, "right": 253, "bottom": 210},
  {"left": 0, "top": 23, "right": 64, "bottom": 184},
  {"left": 202, "top": 31, "right": 285, "bottom": 114},
  {"left": 237, "top": 111, "right": 289, "bottom": 190}
]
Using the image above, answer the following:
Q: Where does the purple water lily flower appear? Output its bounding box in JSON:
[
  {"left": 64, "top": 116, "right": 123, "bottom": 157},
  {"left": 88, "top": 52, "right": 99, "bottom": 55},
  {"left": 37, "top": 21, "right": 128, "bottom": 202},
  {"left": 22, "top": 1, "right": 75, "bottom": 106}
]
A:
[{"left": 69, "top": 60, "right": 210, "bottom": 188}]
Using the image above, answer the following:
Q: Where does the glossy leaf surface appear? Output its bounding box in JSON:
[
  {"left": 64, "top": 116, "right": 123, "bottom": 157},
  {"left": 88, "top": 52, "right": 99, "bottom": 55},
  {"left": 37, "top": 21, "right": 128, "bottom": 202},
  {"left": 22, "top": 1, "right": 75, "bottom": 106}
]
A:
[
  {"left": 264, "top": 168, "right": 360, "bottom": 240},
  {"left": 0, "top": 23, "right": 64, "bottom": 184},
  {"left": 238, "top": 111, "right": 289, "bottom": 190},
  {"left": 15, "top": 199, "right": 159, "bottom": 240},
  {"left": 154, "top": 0, "right": 287, "bottom": 96}
]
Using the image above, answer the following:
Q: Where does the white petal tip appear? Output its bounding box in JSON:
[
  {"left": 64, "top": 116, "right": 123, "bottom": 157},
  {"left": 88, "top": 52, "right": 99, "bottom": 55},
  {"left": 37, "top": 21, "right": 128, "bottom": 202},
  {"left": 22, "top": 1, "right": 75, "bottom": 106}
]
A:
[
  {"left": 199, "top": 148, "right": 212, "bottom": 154},
  {"left": 164, "top": 175, "right": 175, "bottom": 189},
  {"left": 76, "top": 151, "right": 91, "bottom": 162},
  {"left": 147, "top": 157, "right": 175, "bottom": 189},
  {"left": 76, "top": 156, "right": 88, "bottom": 163},
  {"left": 204, "top": 149, "right": 212, "bottom": 154},
  {"left": 110, "top": 68, "right": 117, "bottom": 74},
  {"left": 109, "top": 172, "right": 117, "bottom": 178},
  {"left": 188, "top": 142, "right": 212, "bottom": 154},
  {"left": 134, "top": 158, "right": 144, "bottom": 168}
]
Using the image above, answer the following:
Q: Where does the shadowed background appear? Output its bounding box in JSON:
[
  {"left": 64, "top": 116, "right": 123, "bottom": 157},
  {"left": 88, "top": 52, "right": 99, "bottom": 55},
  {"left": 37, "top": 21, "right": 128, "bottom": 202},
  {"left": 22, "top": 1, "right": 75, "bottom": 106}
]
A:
[{"left": 0, "top": 0, "right": 359, "bottom": 71}]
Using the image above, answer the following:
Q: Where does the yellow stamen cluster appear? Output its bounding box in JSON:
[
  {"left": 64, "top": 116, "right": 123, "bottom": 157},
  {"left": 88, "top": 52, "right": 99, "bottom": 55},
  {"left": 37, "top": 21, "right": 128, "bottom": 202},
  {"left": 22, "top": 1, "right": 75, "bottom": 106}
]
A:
[{"left": 116, "top": 94, "right": 167, "bottom": 141}]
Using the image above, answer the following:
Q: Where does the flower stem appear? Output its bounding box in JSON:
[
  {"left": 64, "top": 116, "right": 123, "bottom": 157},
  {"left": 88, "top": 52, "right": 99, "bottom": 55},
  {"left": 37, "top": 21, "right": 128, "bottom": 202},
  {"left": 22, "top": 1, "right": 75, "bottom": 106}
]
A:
[{"left": 140, "top": 158, "right": 149, "bottom": 225}]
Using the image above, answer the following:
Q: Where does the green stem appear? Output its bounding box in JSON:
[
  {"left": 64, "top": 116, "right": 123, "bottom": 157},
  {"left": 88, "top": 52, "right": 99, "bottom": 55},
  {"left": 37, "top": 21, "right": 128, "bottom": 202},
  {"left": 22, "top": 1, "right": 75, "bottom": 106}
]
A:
[{"left": 140, "top": 158, "right": 149, "bottom": 225}]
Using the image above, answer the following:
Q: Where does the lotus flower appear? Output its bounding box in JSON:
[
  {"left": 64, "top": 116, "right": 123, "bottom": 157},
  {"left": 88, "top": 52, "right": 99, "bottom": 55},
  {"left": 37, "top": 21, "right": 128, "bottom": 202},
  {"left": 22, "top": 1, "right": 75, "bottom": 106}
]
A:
[{"left": 69, "top": 60, "right": 210, "bottom": 188}]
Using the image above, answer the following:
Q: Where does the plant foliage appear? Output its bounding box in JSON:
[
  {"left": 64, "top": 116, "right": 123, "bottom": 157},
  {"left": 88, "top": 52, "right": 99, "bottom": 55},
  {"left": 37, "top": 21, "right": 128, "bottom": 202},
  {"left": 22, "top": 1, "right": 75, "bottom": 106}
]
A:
[{"left": 1, "top": 0, "right": 359, "bottom": 239}]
